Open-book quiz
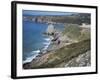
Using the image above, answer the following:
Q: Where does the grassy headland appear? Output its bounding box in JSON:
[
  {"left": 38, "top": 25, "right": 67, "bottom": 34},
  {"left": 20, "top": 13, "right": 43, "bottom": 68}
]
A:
[
  {"left": 23, "top": 39, "right": 90, "bottom": 69},
  {"left": 23, "top": 13, "right": 91, "bottom": 69}
]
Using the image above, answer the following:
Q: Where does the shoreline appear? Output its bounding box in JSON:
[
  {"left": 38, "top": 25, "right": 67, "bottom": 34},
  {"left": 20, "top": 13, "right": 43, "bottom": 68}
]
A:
[
  {"left": 23, "top": 35, "right": 52, "bottom": 64},
  {"left": 23, "top": 38, "right": 74, "bottom": 66},
  {"left": 23, "top": 39, "right": 90, "bottom": 69},
  {"left": 23, "top": 29, "right": 71, "bottom": 64},
  {"left": 23, "top": 22, "right": 91, "bottom": 69}
]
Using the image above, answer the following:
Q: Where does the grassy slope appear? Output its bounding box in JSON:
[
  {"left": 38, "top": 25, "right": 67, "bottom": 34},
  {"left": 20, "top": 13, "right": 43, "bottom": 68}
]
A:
[
  {"left": 62, "top": 24, "right": 90, "bottom": 41},
  {"left": 30, "top": 24, "right": 91, "bottom": 69},
  {"left": 31, "top": 39, "right": 90, "bottom": 68},
  {"left": 62, "top": 24, "right": 81, "bottom": 40},
  {"left": 78, "top": 28, "right": 90, "bottom": 41}
]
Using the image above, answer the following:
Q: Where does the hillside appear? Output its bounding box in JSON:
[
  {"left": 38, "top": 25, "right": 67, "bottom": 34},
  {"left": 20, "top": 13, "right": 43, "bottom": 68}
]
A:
[
  {"left": 23, "top": 13, "right": 91, "bottom": 25},
  {"left": 62, "top": 24, "right": 90, "bottom": 41},
  {"left": 23, "top": 39, "right": 90, "bottom": 69},
  {"left": 23, "top": 13, "right": 91, "bottom": 69}
]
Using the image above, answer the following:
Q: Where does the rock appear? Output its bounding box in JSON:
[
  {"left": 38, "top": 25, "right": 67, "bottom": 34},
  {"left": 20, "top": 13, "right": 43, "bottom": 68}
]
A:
[
  {"left": 46, "top": 24, "right": 55, "bottom": 34},
  {"left": 64, "top": 50, "right": 91, "bottom": 67}
]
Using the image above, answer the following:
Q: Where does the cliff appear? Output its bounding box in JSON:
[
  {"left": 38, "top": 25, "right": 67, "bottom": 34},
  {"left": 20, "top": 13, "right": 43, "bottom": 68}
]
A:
[
  {"left": 23, "top": 13, "right": 91, "bottom": 25},
  {"left": 23, "top": 16, "right": 91, "bottom": 69},
  {"left": 23, "top": 39, "right": 90, "bottom": 69}
]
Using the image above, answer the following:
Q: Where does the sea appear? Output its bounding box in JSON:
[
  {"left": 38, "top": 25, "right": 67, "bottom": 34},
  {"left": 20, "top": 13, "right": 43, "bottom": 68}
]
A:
[{"left": 23, "top": 21, "right": 64, "bottom": 64}]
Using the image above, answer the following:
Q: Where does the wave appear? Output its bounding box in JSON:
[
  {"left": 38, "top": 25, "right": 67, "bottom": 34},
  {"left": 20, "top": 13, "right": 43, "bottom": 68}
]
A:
[
  {"left": 42, "top": 45, "right": 49, "bottom": 51},
  {"left": 23, "top": 50, "right": 40, "bottom": 64},
  {"left": 43, "top": 42, "right": 50, "bottom": 45},
  {"left": 31, "top": 50, "right": 40, "bottom": 54},
  {"left": 42, "top": 40, "right": 51, "bottom": 50},
  {"left": 23, "top": 54, "right": 38, "bottom": 64},
  {"left": 23, "top": 38, "right": 51, "bottom": 64},
  {"left": 44, "top": 38, "right": 51, "bottom": 41}
]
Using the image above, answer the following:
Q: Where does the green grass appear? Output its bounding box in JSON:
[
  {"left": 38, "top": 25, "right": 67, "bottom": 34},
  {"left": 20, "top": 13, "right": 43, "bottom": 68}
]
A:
[
  {"left": 31, "top": 39, "right": 90, "bottom": 68},
  {"left": 62, "top": 24, "right": 81, "bottom": 40},
  {"left": 30, "top": 24, "right": 91, "bottom": 69},
  {"left": 78, "top": 29, "right": 90, "bottom": 41},
  {"left": 62, "top": 24, "right": 90, "bottom": 41}
]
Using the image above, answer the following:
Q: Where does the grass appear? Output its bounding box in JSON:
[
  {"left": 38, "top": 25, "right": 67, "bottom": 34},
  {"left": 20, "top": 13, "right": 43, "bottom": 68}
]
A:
[
  {"left": 78, "top": 28, "right": 90, "bottom": 41},
  {"left": 62, "top": 24, "right": 90, "bottom": 41},
  {"left": 26, "top": 24, "right": 91, "bottom": 69},
  {"left": 31, "top": 39, "right": 90, "bottom": 68},
  {"left": 62, "top": 24, "right": 81, "bottom": 40}
]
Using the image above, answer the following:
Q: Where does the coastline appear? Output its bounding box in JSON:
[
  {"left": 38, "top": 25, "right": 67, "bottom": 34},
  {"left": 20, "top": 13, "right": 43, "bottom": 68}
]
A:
[
  {"left": 23, "top": 39, "right": 90, "bottom": 69},
  {"left": 23, "top": 22, "right": 91, "bottom": 69},
  {"left": 23, "top": 34, "right": 52, "bottom": 64}
]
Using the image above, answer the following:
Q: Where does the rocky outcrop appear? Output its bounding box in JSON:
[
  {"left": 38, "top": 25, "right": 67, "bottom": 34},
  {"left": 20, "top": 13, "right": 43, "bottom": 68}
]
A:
[
  {"left": 46, "top": 24, "right": 55, "bottom": 34},
  {"left": 62, "top": 51, "right": 91, "bottom": 67}
]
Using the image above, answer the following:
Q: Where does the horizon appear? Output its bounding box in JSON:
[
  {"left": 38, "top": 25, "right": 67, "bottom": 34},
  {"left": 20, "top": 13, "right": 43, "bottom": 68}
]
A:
[{"left": 23, "top": 10, "right": 77, "bottom": 16}]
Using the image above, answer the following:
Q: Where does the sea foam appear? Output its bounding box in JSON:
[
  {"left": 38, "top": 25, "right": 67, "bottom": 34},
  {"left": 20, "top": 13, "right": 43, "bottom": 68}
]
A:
[
  {"left": 23, "top": 38, "right": 51, "bottom": 64},
  {"left": 44, "top": 38, "right": 50, "bottom": 41},
  {"left": 23, "top": 50, "right": 40, "bottom": 64}
]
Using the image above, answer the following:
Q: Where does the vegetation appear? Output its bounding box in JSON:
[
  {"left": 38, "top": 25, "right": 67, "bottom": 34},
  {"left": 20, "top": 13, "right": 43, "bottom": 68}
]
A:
[
  {"left": 78, "top": 28, "right": 90, "bottom": 41},
  {"left": 23, "top": 13, "right": 91, "bottom": 69},
  {"left": 62, "top": 23, "right": 90, "bottom": 41},
  {"left": 23, "top": 13, "right": 91, "bottom": 25},
  {"left": 62, "top": 24, "right": 81, "bottom": 40},
  {"left": 30, "top": 39, "right": 90, "bottom": 68}
]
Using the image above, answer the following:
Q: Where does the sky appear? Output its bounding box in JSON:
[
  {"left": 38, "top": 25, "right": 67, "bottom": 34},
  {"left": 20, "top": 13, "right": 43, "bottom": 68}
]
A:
[{"left": 23, "top": 10, "right": 75, "bottom": 16}]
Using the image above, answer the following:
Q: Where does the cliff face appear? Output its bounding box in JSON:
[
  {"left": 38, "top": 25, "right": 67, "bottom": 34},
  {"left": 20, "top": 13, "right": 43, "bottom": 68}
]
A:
[
  {"left": 23, "top": 13, "right": 91, "bottom": 25},
  {"left": 65, "top": 50, "right": 91, "bottom": 67},
  {"left": 46, "top": 24, "right": 55, "bottom": 34},
  {"left": 23, "top": 39, "right": 90, "bottom": 69},
  {"left": 23, "top": 14, "right": 91, "bottom": 69},
  {"left": 57, "top": 50, "right": 91, "bottom": 67}
]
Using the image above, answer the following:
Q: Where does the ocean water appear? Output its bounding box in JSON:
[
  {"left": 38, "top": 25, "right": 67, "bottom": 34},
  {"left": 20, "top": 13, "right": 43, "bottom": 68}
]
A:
[
  {"left": 23, "top": 21, "right": 51, "bottom": 63},
  {"left": 23, "top": 21, "right": 64, "bottom": 63}
]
